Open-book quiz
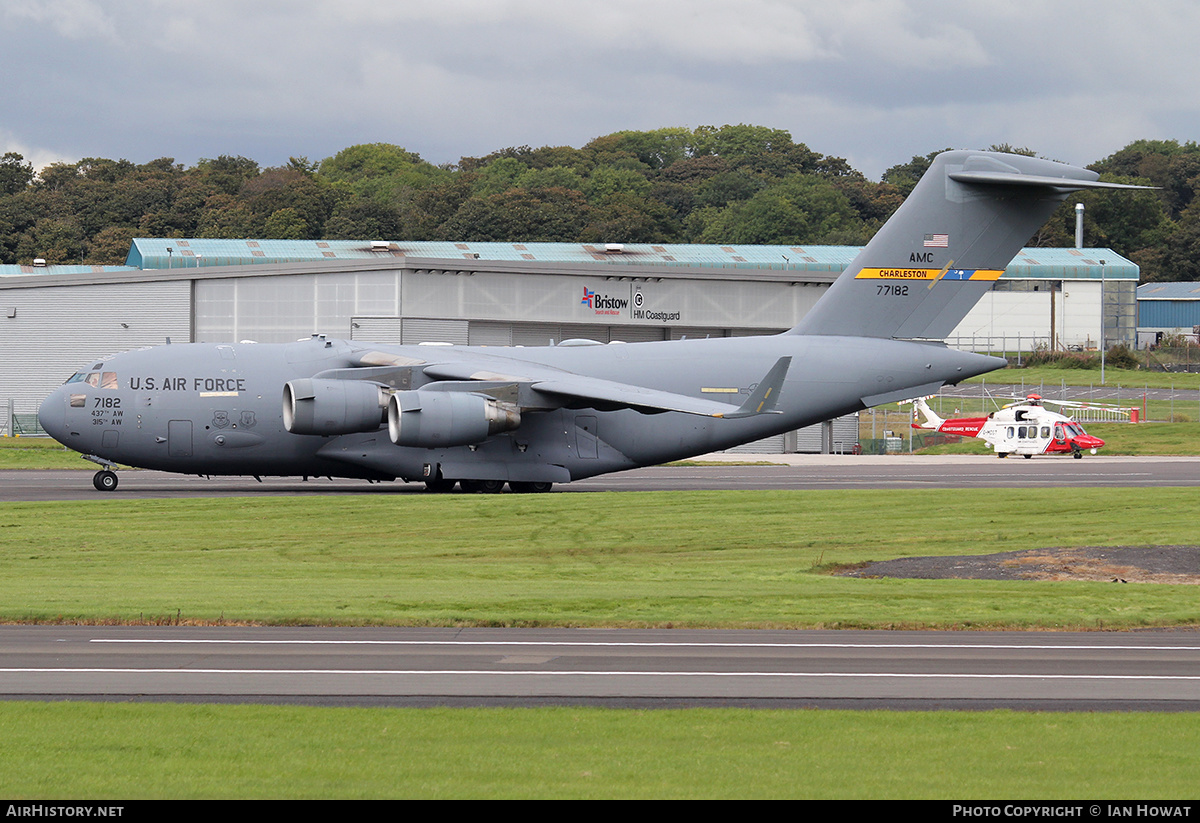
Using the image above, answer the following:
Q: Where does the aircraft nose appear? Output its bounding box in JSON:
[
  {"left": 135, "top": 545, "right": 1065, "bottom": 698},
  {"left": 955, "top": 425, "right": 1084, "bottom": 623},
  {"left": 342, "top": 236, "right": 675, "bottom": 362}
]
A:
[{"left": 37, "top": 390, "right": 66, "bottom": 440}]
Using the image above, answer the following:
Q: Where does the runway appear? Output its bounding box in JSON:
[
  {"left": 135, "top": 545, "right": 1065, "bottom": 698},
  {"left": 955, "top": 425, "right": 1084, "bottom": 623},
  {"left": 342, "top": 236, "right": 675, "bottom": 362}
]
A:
[
  {"left": 3, "top": 626, "right": 1198, "bottom": 710},
  {"left": 6, "top": 454, "right": 1200, "bottom": 500}
]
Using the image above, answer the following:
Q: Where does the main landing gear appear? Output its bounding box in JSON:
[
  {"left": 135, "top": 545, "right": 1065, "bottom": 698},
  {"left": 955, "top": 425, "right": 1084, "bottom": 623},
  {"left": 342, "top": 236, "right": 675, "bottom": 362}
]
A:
[
  {"left": 93, "top": 470, "right": 119, "bottom": 491},
  {"left": 424, "top": 478, "right": 554, "bottom": 494}
]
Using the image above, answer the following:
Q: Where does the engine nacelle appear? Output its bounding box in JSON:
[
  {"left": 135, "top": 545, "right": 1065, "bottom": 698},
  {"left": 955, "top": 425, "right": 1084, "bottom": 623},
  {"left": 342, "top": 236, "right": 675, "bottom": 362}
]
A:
[
  {"left": 283, "top": 378, "right": 387, "bottom": 435},
  {"left": 388, "top": 390, "right": 521, "bottom": 448}
]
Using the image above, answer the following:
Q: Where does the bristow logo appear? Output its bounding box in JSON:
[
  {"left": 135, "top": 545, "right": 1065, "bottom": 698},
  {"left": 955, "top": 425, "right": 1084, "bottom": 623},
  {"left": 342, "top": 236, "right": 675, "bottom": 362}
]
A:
[{"left": 581, "top": 287, "right": 627, "bottom": 311}]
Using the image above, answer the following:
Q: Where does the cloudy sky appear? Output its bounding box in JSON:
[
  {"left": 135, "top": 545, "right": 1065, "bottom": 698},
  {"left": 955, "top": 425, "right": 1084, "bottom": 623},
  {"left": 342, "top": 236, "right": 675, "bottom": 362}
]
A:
[{"left": 2, "top": 0, "right": 1196, "bottom": 179}]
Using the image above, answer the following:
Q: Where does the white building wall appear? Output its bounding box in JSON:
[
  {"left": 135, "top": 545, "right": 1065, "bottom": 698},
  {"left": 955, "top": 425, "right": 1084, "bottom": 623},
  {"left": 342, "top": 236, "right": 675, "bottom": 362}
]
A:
[
  {"left": 195, "top": 270, "right": 402, "bottom": 343},
  {"left": 948, "top": 283, "right": 1103, "bottom": 350},
  {"left": 1, "top": 281, "right": 190, "bottom": 419}
]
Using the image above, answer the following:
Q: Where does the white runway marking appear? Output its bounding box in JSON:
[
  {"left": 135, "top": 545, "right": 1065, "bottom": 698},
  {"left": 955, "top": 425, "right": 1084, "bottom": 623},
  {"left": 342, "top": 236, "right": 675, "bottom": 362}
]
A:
[
  {"left": 4, "top": 668, "right": 1200, "bottom": 681},
  {"left": 87, "top": 639, "right": 1200, "bottom": 651}
]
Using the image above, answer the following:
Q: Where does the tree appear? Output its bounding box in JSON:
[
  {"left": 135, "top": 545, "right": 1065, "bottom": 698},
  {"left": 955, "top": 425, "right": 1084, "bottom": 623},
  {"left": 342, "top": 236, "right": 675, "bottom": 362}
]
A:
[
  {"left": 318, "top": 144, "right": 447, "bottom": 209},
  {"left": 323, "top": 199, "right": 402, "bottom": 240},
  {"left": 693, "top": 192, "right": 808, "bottom": 245},
  {"left": 1148, "top": 202, "right": 1200, "bottom": 282},
  {"left": 692, "top": 124, "right": 795, "bottom": 159},
  {"left": 263, "top": 207, "right": 308, "bottom": 239},
  {"left": 320, "top": 144, "right": 425, "bottom": 178},
  {"left": 515, "top": 165, "right": 586, "bottom": 193},
  {"left": 0, "top": 153, "right": 34, "bottom": 195},
  {"left": 694, "top": 169, "right": 764, "bottom": 208},
  {"left": 14, "top": 217, "right": 84, "bottom": 264},
  {"left": 579, "top": 192, "right": 676, "bottom": 243},
  {"left": 881, "top": 150, "right": 950, "bottom": 196},
  {"left": 440, "top": 187, "right": 589, "bottom": 242},
  {"left": 605, "top": 127, "right": 695, "bottom": 170},
  {"left": 196, "top": 193, "right": 261, "bottom": 239},
  {"left": 470, "top": 157, "right": 528, "bottom": 197},
  {"left": 85, "top": 225, "right": 137, "bottom": 265},
  {"left": 583, "top": 166, "right": 652, "bottom": 203},
  {"left": 241, "top": 167, "right": 336, "bottom": 238},
  {"left": 195, "top": 155, "right": 260, "bottom": 196}
]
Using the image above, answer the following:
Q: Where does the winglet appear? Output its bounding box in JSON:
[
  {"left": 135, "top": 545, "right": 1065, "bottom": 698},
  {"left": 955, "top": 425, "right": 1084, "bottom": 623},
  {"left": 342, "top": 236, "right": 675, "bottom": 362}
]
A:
[{"left": 721, "top": 357, "right": 791, "bottom": 419}]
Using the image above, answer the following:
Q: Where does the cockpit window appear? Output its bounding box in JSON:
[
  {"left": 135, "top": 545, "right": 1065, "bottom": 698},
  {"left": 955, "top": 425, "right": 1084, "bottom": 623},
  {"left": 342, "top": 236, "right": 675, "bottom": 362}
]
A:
[{"left": 65, "top": 371, "right": 119, "bottom": 389}]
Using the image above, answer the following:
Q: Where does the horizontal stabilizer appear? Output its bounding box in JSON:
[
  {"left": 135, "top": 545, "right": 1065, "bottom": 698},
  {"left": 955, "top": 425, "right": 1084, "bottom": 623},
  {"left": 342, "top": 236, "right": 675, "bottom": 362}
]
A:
[{"left": 948, "top": 171, "right": 1157, "bottom": 192}]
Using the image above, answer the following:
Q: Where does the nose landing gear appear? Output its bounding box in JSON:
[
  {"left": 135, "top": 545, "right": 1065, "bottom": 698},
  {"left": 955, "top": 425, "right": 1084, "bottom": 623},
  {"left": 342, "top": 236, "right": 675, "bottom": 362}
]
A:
[{"left": 93, "top": 470, "right": 119, "bottom": 491}]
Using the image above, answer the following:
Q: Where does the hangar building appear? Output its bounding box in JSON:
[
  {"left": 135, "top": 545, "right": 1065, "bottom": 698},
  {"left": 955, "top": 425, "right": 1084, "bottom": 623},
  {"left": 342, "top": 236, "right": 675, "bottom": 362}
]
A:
[
  {"left": 1137, "top": 282, "right": 1200, "bottom": 345},
  {"left": 0, "top": 238, "right": 1138, "bottom": 448}
]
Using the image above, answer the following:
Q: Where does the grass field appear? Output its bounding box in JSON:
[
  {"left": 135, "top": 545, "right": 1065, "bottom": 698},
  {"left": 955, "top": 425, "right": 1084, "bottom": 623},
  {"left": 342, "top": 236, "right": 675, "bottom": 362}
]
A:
[
  {"left": 4, "top": 703, "right": 1199, "bottom": 799},
  {"left": 2, "top": 489, "right": 1196, "bottom": 629},
  {"left": 969, "top": 364, "right": 1200, "bottom": 393}
]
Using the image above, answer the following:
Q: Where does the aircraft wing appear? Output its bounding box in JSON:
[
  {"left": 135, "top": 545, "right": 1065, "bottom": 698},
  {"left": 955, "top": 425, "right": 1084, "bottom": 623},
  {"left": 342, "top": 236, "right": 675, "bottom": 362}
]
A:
[{"left": 417, "top": 355, "right": 791, "bottom": 419}]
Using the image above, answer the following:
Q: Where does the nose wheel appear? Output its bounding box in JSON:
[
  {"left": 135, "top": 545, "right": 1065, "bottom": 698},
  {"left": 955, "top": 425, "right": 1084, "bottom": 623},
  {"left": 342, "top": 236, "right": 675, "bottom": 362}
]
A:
[{"left": 93, "top": 470, "right": 119, "bottom": 491}]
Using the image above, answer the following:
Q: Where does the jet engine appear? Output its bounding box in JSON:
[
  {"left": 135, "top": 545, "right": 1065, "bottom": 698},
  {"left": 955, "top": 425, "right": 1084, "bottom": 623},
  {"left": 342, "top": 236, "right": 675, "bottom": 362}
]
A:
[
  {"left": 387, "top": 390, "right": 521, "bottom": 448},
  {"left": 283, "top": 378, "right": 388, "bottom": 435}
]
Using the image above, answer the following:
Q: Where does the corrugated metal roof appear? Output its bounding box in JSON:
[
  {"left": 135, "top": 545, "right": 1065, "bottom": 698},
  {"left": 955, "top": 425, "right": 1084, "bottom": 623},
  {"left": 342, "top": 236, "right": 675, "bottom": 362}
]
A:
[
  {"left": 119, "top": 238, "right": 1137, "bottom": 278},
  {"left": 1137, "top": 282, "right": 1200, "bottom": 300},
  {"left": 0, "top": 264, "right": 140, "bottom": 278},
  {"left": 1005, "top": 248, "right": 1138, "bottom": 279},
  {"left": 123, "top": 238, "right": 861, "bottom": 271},
  {"left": 0, "top": 241, "right": 1139, "bottom": 280}
]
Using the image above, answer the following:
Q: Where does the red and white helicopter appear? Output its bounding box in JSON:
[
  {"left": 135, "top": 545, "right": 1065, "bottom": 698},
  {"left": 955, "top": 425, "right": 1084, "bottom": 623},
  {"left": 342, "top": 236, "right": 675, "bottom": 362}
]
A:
[{"left": 911, "top": 394, "right": 1110, "bottom": 459}]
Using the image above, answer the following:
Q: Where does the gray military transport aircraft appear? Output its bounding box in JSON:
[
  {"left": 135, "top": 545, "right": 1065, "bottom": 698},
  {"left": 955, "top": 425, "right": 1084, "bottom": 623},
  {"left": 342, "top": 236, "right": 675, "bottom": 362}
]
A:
[{"left": 38, "top": 150, "right": 1146, "bottom": 492}]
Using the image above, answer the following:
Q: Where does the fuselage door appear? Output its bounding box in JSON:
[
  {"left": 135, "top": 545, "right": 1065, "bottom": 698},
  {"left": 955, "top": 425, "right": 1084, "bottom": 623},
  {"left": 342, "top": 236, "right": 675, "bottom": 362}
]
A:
[
  {"left": 575, "top": 415, "right": 599, "bottom": 459},
  {"left": 168, "top": 419, "right": 193, "bottom": 458}
]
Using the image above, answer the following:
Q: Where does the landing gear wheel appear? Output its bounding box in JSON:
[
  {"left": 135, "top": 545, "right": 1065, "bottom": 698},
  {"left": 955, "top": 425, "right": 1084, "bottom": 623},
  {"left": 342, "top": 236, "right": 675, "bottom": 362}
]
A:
[
  {"left": 509, "top": 481, "right": 553, "bottom": 493},
  {"left": 1073, "top": 451, "right": 1083, "bottom": 459},
  {"left": 1024, "top": 454, "right": 1033, "bottom": 459},
  {"left": 424, "top": 478, "right": 458, "bottom": 493},
  {"left": 93, "top": 470, "right": 118, "bottom": 491},
  {"left": 460, "top": 479, "right": 505, "bottom": 494},
  {"left": 996, "top": 453, "right": 1008, "bottom": 459}
]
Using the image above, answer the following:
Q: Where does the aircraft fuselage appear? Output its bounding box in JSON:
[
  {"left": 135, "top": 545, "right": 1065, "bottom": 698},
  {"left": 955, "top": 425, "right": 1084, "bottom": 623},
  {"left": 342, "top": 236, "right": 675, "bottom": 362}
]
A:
[{"left": 38, "top": 334, "right": 1001, "bottom": 486}]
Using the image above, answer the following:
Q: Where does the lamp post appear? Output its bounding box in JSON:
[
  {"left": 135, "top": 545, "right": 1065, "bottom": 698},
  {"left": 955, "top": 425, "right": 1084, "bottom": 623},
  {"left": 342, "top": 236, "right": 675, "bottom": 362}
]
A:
[{"left": 1100, "top": 259, "right": 1106, "bottom": 385}]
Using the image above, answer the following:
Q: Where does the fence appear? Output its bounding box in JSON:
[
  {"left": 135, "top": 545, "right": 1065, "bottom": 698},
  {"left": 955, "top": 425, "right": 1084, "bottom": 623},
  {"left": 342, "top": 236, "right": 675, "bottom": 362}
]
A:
[
  {"left": 944, "top": 336, "right": 1054, "bottom": 361},
  {"left": 1143, "top": 344, "right": 1200, "bottom": 373},
  {"left": 1, "top": 401, "right": 46, "bottom": 437}
]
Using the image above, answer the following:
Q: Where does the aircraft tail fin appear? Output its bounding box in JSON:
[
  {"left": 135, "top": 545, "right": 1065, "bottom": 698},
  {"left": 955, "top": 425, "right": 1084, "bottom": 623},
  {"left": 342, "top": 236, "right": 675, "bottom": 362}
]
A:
[
  {"left": 911, "top": 397, "right": 944, "bottom": 431},
  {"left": 790, "top": 150, "right": 1153, "bottom": 340}
]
